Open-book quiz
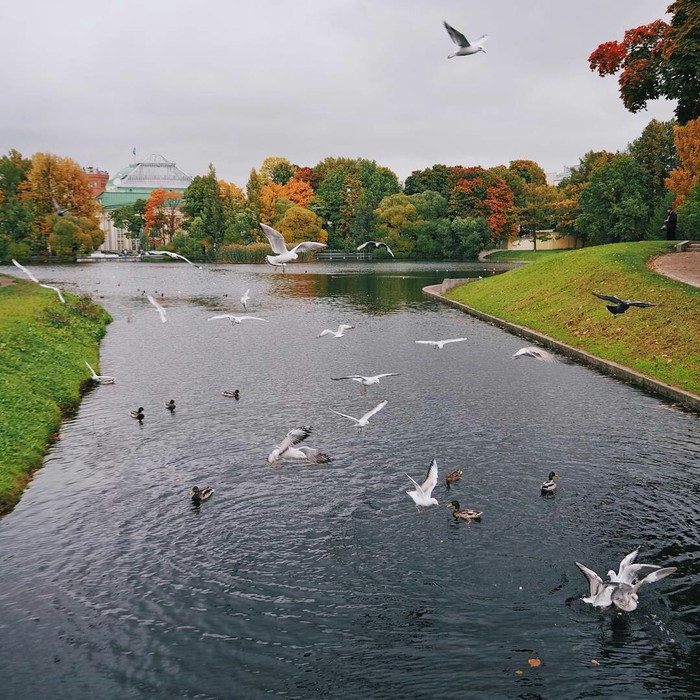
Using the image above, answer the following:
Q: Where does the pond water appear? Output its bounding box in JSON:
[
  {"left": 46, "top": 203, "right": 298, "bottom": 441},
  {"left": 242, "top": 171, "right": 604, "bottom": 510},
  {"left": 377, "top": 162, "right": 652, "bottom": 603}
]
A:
[{"left": 0, "top": 260, "right": 698, "bottom": 699}]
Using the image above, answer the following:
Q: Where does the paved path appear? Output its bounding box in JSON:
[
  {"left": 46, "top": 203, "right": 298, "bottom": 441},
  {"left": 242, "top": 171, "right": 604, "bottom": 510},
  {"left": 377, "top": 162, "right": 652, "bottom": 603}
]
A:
[{"left": 650, "top": 252, "right": 700, "bottom": 288}]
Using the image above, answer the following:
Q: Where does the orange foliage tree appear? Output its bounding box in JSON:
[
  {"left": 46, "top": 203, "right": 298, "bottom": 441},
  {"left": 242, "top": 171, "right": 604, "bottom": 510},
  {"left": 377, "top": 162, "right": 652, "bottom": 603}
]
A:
[
  {"left": 144, "top": 189, "right": 184, "bottom": 247},
  {"left": 665, "top": 118, "right": 700, "bottom": 204}
]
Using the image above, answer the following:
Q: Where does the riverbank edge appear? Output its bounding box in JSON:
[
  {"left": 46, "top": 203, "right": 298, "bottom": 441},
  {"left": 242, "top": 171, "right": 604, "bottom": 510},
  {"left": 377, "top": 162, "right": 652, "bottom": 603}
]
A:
[
  {"left": 423, "top": 282, "right": 700, "bottom": 413},
  {"left": 0, "top": 281, "right": 112, "bottom": 516}
]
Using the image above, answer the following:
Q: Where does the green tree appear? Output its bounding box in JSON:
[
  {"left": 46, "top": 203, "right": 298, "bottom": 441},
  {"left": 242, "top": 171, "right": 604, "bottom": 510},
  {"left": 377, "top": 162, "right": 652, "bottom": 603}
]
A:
[
  {"left": 260, "top": 156, "right": 297, "bottom": 185},
  {"left": 0, "top": 150, "right": 35, "bottom": 254},
  {"left": 449, "top": 217, "right": 491, "bottom": 260},
  {"left": 509, "top": 159, "right": 547, "bottom": 186},
  {"left": 676, "top": 181, "right": 700, "bottom": 237},
  {"left": 577, "top": 154, "right": 651, "bottom": 244},
  {"left": 110, "top": 199, "right": 146, "bottom": 240},
  {"left": 183, "top": 164, "right": 226, "bottom": 252}
]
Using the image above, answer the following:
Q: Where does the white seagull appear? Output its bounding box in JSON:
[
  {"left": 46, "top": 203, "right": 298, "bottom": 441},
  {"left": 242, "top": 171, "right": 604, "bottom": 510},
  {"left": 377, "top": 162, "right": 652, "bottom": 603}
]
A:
[
  {"left": 84, "top": 360, "right": 115, "bottom": 384},
  {"left": 331, "top": 373, "right": 399, "bottom": 395},
  {"left": 319, "top": 324, "right": 354, "bottom": 338},
  {"left": 512, "top": 347, "right": 557, "bottom": 363},
  {"left": 147, "top": 294, "right": 167, "bottom": 323},
  {"left": 443, "top": 20, "right": 489, "bottom": 59},
  {"left": 208, "top": 314, "right": 268, "bottom": 325},
  {"left": 357, "top": 240, "right": 394, "bottom": 257},
  {"left": 406, "top": 459, "right": 439, "bottom": 509},
  {"left": 415, "top": 338, "right": 467, "bottom": 350},
  {"left": 145, "top": 250, "right": 201, "bottom": 268},
  {"left": 268, "top": 426, "right": 332, "bottom": 465},
  {"left": 606, "top": 549, "right": 662, "bottom": 585},
  {"left": 330, "top": 399, "right": 387, "bottom": 431},
  {"left": 259, "top": 222, "right": 327, "bottom": 271},
  {"left": 12, "top": 259, "right": 66, "bottom": 303},
  {"left": 240, "top": 288, "right": 251, "bottom": 311}
]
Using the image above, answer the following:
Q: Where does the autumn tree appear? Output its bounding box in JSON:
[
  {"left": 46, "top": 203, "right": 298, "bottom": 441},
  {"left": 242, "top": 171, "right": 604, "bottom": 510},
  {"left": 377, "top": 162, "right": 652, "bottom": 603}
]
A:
[
  {"left": 589, "top": 0, "right": 700, "bottom": 124},
  {"left": 144, "top": 189, "right": 184, "bottom": 247},
  {"left": 260, "top": 156, "right": 297, "bottom": 185},
  {"left": 665, "top": 118, "right": 700, "bottom": 203},
  {"left": 374, "top": 193, "right": 420, "bottom": 254},
  {"left": 509, "top": 159, "right": 547, "bottom": 186},
  {"left": 276, "top": 206, "right": 327, "bottom": 248}
]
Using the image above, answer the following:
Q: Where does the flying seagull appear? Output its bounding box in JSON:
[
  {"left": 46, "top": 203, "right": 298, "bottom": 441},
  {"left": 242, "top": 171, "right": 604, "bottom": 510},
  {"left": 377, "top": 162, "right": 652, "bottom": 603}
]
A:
[
  {"left": 357, "top": 240, "right": 394, "bottom": 257},
  {"left": 331, "top": 373, "right": 399, "bottom": 394},
  {"left": 406, "top": 459, "right": 439, "bottom": 509},
  {"left": 415, "top": 338, "right": 467, "bottom": 350},
  {"left": 240, "top": 288, "right": 251, "bottom": 311},
  {"left": 147, "top": 294, "right": 167, "bottom": 322},
  {"left": 12, "top": 259, "right": 66, "bottom": 303},
  {"left": 513, "top": 347, "right": 557, "bottom": 363},
  {"left": 51, "top": 197, "right": 70, "bottom": 216},
  {"left": 84, "top": 360, "right": 115, "bottom": 384},
  {"left": 145, "top": 250, "right": 201, "bottom": 268},
  {"left": 443, "top": 20, "right": 489, "bottom": 59},
  {"left": 268, "top": 426, "right": 332, "bottom": 465},
  {"left": 319, "top": 324, "right": 354, "bottom": 338},
  {"left": 207, "top": 314, "right": 267, "bottom": 325},
  {"left": 330, "top": 399, "right": 387, "bottom": 431},
  {"left": 259, "top": 222, "right": 327, "bottom": 271},
  {"left": 606, "top": 548, "right": 663, "bottom": 585},
  {"left": 592, "top": 293, "right": 656, "bottom": 315}
]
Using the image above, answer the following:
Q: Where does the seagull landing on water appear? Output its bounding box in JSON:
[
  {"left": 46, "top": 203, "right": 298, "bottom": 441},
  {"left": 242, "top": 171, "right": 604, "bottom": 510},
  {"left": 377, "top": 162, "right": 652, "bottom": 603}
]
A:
[
  {"left": 268, "top": 426, "right": 332, "bottom": 465},
  {"left": 12, "top": 259, "right": 66, "bottom": 303},
  {"left": 443, "top": 20, "right": 489, "bottom": 59},
  {"left": 259, "top": 223, "right": 327, "bottom": 271},
  {"left": 513, "top": 347, "right": 557, "bottom": 363},
  {"left": 145, "top": 250, "right": 201, "bottom": 268},
  {"left": 592, "top": 293, "right": 656, "bottom": 315},
  {"left": 330, "top": 399, "right": 387, "bottom": 431},
  {"left": 208, "top": 314, "right": 268, "bottom": 325},
  {"left": 406, "top": 459, "right": 439, "bottom": 510},
  {"left": 84, "top": 361, "right": 115, "bottom": 384},
  {"left": 331, "top": 373, "right": 399, "bottom": 394},
  {"left": 240, "top": 289, "right": 251, "bottom": 311},
  {"left": 415, "top": 338, "right": 467, "bottom": 350},
  {"left": 357, "top": 241, "right": 394, "bottom": 257},
  {"left": 147, "top": 294, "right": 167, "bottom": 323},
  {"left": 319, "top": 324, "right": 354, "bottom": 338}
]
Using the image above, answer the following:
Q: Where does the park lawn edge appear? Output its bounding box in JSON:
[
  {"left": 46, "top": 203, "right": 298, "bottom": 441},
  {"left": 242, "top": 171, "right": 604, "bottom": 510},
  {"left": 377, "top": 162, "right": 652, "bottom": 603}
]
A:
[
  {"left": 0, "top": 279, "right": 111, "bottom": 516},
  {"left": 444, "top": 241, "right": 700, "bottom": 397}
]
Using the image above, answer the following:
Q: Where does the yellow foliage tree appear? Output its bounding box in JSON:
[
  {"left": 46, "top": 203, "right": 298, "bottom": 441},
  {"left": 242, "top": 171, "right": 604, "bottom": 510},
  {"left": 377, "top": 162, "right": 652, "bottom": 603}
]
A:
[
  {"left": 276, "top": 206, "right": 327, "bottom": 247},
  {"left": 259, "top": 181, "right": 285, "bottom": 224},
  {"left": 666, "top": 118, "right": 700, "bottom": 204},
  {"left": 281, "top": 177, "right": 314, "bottom": 207}
]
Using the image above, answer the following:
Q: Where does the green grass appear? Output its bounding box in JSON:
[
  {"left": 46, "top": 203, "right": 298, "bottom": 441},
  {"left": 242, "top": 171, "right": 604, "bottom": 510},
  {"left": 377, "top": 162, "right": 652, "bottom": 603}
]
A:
[
  {"left": 0, "top": 279, "right": 111, "bottom": 515},
  {"left": 447, "top": 241, "right": 700, "bottom": 395},
  {"left": 484, "top": 249, "right": 574, "bottom": 262}
]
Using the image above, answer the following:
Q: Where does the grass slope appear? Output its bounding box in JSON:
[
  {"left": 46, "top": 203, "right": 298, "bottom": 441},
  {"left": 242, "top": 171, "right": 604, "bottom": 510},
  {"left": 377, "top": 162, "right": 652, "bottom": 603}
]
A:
[
  {"left": 447, "top": 242, "right": 699, "bottom": 395},
  {"left": 0, "top": 279, "right": 111, "bottom": 514}
]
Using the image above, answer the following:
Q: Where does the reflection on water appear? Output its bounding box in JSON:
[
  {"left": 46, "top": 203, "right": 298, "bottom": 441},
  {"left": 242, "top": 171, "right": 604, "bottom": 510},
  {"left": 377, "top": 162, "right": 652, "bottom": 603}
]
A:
[{"left": 0, "top": 260, "right": 697, "bottom": 700}]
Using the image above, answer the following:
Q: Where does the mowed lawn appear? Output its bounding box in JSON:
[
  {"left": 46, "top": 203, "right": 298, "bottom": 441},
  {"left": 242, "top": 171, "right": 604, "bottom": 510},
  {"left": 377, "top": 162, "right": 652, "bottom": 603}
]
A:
[{"left": 447, "top": 241, "right": 700, "bottom": 395}]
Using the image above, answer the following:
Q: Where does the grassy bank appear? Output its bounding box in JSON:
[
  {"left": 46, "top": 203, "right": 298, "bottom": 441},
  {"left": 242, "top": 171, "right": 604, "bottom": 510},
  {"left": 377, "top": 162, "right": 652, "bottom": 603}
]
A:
[
  {"left": 484, "top": 249, "right": 573, "bottom": 262},
  {"left": 447, "top": 241, "right": 699, "bottom": 395},
  {"left": 0, "top": 279, "right": 111, "bottom": 515}
]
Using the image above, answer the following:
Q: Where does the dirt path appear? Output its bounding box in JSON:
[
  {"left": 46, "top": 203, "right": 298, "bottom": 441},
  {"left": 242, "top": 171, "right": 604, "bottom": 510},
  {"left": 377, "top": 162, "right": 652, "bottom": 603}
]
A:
[
  {"left": 0, "top": 275, "right": 15, "bottom": 288},
  {"left": 651, "top": 252, "right": 700, "bottom": 288}
]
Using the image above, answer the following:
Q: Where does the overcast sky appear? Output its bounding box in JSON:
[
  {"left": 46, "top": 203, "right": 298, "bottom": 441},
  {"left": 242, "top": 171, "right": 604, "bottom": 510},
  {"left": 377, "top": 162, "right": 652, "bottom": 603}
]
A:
[{"left": 1, "top": 0, "right": 675, "bottom": 189}]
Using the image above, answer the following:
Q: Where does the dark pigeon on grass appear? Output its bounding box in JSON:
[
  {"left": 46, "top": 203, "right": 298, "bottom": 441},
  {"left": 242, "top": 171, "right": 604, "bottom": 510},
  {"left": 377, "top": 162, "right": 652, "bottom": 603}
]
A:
[{"left": 593, "top": 293, "right": 656, "bottom": 315}]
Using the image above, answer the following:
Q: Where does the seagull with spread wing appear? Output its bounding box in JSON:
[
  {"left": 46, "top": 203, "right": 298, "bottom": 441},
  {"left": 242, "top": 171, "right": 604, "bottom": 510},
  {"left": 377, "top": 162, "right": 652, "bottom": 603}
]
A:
[
  {"left": 240, "top": 288, "right": 251, "bottom": 311},
  {"left": 208, "top": 314, "right": 267, "bottom": 325},
  {"left": 406, "top": 459, "right": 439, "bottom": 509},
  {"left": 268, "top": 426, "right": 332, "bottom": 465},
  {"left": 357, "top": 240, "right": 394, "bottom": 257},
  {"left": 12, "top": 259, "right": 66, "bottom": 303},
  {"left": 144, "top": 250, "right": 201, "bottom": 268},
  {"left": 331, "top": 373, "right": 399, "bottom": 395},
  {"left": 513, "top": 347, "right": 557, "bottom": 363},
  {"left": 259, "top": 223, "right": 327, "bottom": 271},
  {"left": 319, "top": 324, "right": 354, "bottom": 338},
  {"left": 592, "top": 293, "right": 656, "bottom": 315},
  {"left": 443, "top": 20, "right": 489, "bottom": 59},
  {"left": 147, "top": 294, "right": 167, "bottom": 323},
  {"left": 330, "top": 399, "right": 387, "bottom": 431},
  {"left": 84, "top": 360, "right": 115, "bottom": 384},
  {"left": 415, "top": 338, "right": 467, "bottom": 350}
]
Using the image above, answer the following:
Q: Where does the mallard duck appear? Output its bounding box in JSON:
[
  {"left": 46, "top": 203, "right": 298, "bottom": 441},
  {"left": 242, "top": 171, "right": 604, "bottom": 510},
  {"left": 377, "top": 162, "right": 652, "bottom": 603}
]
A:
[
  {"left": 165, "top": 399, "right": 176, "bottom": 412},
  {"left": 541, "top": 471, "right": 559, "bottom": 494},
  {"left": 222, "top": 389, "right": 240, "bottom": 399},
  {"left": 447, "top": 500, "right": 482, "bottom": 521},
  {"left": 189, "top": 486, "right": 214, "bottom": 503},
  {"left": 129, "top": 407, "right": 144, "bottom": 421},
  {"left": 445, "top": 470, "right": 463, "bottom": 486}
]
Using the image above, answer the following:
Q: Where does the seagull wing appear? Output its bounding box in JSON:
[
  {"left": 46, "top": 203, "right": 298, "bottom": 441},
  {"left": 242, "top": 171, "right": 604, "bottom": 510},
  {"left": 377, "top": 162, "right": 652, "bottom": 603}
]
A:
[
  {"left": 617, "top": 563, "right": 662, "bottom": 585},
  {"left": 474, "top": 34, "right": 489, "bottom": 46},
  {"left": 259, "top": 223, "right": 289, "bottom": 255},
  {"left": 290, "top": 241, "right": 328, "bottom": 254},
  {"left": 39, "top": 284, "right": 66, "bottom": 303},
  {"left": 337, "top": 324, "right": 354, "bottom": 332},
  {"left": 360, "top": 400, "right": 387, "bottom": 422},
  {"left": 208, "top": 315, "right": 234, "bottom": 321},
  {"left": 630, "top": 567, "right": 677, "bottom": 594},
  {"left": 296, "top": 446, "right": 332, "bottom": 464},
  {"left": 84, "top": 361, "right": 98, "bottom": 378},
  {"left": 12, "top": 259, "right": 40, "bottom": 283},
  {"left": 278, "top": 426, "right": 313, "bottom": 452},
  {"left": 167, "top": 251, "right": 201, "bottom": 268},
  {"left": 238, "top": 316, "right": 267, "bottom": 322},
  {"left": 330, "top": 408, "right": 359, "bottom": 423},
  {"left": 319, "top": 329, "right": 335, "bottom": 337},
  {"left": 575, "top": 562, "right": 605, "bottom": 598},
  {"left": 421, "top": 459, "right": 438, "bottom": 497},
  {"left": 593, "top": 293, "right": 624, "bottom": 304},
  {"left": 442, "top": 337, "right": 468, "bottom": 345},
  {"left": 356, "top": 241, "right": 373, "bottom": 251},
  {"left": 382, "top": 243, "right": 394, "bottom": 257},
  {"left": 443, "top": 20, "right": 470, "bottom": 47},
  {"left": 147, "top": 294, "right": 167, "bottom": 322},
  {"left": 415, "top": 341, "right": 437, "bottom": 346},
  {"left": 331, "top": 376, "right": 363, "bottom": 381},
  {"left": 374, "top": 373, "right": 399, "bottom": 379},
  {"left": 405, "top": 472, "right": 423, "bottom": 493}
]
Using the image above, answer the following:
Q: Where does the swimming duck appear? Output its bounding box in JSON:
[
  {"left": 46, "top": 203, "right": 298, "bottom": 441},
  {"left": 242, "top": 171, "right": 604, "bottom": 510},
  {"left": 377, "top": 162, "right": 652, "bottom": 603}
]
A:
[
  {"left": 222, "top": 389, "right": 240, "bottom": 399},
  {"left": 541, "top": 471, "right": 559, "bottom": 494},
  {"left": 445, "top": 470, "right": 463, "bottom": 486},
  {"left": 447, "top": 500, "right": 482, "bottom": 521},
  {"left": 189, "top": 486, "right": 214, "bottom": 503},
  {"left": 129, "top": 407, "right": 144, "bottom": 421},
  {"left": 165, "top": 400, "right": 176, "bottom": 412}
]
